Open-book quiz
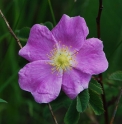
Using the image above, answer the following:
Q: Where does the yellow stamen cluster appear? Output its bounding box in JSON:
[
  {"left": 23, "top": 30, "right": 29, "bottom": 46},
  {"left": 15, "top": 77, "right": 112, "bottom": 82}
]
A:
[{"left": 47, "top": 45, "right": 77, "bottom": 73}]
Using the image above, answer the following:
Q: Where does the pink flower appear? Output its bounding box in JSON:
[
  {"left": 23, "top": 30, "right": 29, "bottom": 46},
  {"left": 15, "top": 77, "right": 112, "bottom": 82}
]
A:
[{"left": 18, "top": 14, "right": 108, "bottom": 103}]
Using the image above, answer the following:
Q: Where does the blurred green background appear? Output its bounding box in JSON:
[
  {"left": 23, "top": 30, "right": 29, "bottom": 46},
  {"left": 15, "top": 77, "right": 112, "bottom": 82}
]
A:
[{"left": 0, "top": 0, "right": 122, "bottom": 124}]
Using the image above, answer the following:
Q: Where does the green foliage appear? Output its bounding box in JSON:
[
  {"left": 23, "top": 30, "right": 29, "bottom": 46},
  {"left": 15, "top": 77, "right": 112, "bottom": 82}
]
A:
[
  {"left": 76, "top": 82, "right": 104, "bottom": 115},
  {"left": 76, "top": 89, "right": 89, "bottom": 112},
  {"left": 17, "top": 27, "right": 30, "bottom": 42},
  {"left": 88, "top": 79, "right": 104, "bottom": 115},
  {"left": 43, "top": 21, "right": 54, "bottom": 30},
  {"left": 89, "top": 78, "right": 103, "bottom": 94},
  {"left": 89, "top": 89, "right": 104, "bottom": 115},
  {"left": 0, "top": 98, "right": 7, "bottom": 103},
  {"left": 109, "top": 71, "right": 122, "bottom": 81},
  {"left": 64, "top": 99, "right": 80, "bottom": 124}
]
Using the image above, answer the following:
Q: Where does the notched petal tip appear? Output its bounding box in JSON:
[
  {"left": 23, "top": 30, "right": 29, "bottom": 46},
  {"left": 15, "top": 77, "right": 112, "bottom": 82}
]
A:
[
  {"left": 61, "top": 14, "right": 89, "bottom": 37},
  {"left": 62, "top": 68, "right": 91, "bottom": 99},
  {"left": 30, "top": 24, "right": 48, "bottom": 35},
  {"left": 18, "top": 60, "right": 62, "bottom": 103},
  {"left": 18, "top": 23, "right": 58, "bottom": 62},
  {"left": 63, "top": 85, "right": 84, "bottom": 99},
  {"left": 51, "top": 14, "right": 89, "bottom": 52},
  {"left": 32, "top": 92, "right": 59, "bottom": 103},
  {"left": 75, "top": 38, "right": 108, "bottom": 75}
]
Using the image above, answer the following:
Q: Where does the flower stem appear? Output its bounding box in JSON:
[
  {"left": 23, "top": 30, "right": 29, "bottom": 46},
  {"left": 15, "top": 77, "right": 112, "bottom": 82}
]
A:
[
  {"left": 0, "top": 9, "right": 22, "bottom": 49},
  {"left": 110, "top": 88, "right": 122, "bottom": 124},
  {"left": 48, "top": 0, "right": 56, "bottom": 26},
  {"left": 96, "top": 1, "right": 109, "bottom": 124},
  {"left": 48, "top": 103, "right": 58, "bottom": 124}
]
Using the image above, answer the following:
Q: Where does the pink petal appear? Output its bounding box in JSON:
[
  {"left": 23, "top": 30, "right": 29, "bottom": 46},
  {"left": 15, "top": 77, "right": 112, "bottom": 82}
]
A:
[
  {"left": 18, "top": 60, "right": 62, "bottom": 103},
  {"left": 19, "top": 24, "right": 58, "bottom": 62},
  {"left": 51, "top": 14, "right": 89, "bottom": 51},
  {"left": 62, "top": 68, "right": 91, "bottom": 99},
  {"left": 75, "top": 38, "right": 108, "bottom": 75}
]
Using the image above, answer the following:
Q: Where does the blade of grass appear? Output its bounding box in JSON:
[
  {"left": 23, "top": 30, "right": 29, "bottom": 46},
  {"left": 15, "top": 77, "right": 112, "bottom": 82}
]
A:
[
  {"left": 0, "top": 70, "right": 18, "bottom": 93},
  {"left": 48, "top": 0, "right": 56, "bottom": 25}
]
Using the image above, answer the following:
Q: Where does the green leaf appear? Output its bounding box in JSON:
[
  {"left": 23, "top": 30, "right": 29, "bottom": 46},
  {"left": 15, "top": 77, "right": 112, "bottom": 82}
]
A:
[
  {"left": 89, "top": 89, "right": 104, "bottom": 115},
  {"left": 17, "top": 27, "right": 30, "bottom": 42},
  {"left": 76, "top": 89, "right": 89, "bottom": 112},
  {"left": 43, "top": 21, "right": 53, "bottom": 30},
  {"left": 109, "top": 71, "right": 122, "bottom": 81},
  {"left": 0, "top": 98, "right": 7, "bottom": 103},
  {"left": 64, "top": 99, "right": 80, "bottom": 124},
  {"left": 89, "top": 78, "right": 103, "bottom": 94}
]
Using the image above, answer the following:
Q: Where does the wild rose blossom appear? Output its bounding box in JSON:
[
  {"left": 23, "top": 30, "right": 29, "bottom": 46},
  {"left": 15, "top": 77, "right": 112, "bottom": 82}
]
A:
[{"left": 18, "top": 14, "right": 108, "bottom": 103}]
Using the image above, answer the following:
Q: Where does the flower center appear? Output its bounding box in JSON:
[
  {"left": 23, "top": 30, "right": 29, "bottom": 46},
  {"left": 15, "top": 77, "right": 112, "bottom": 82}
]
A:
[
  {"left": 47, "top": 45, "right": 76, "bottom": 73},
  {"left": 55, "top": 50, "right": 72, "bottom": 70}
]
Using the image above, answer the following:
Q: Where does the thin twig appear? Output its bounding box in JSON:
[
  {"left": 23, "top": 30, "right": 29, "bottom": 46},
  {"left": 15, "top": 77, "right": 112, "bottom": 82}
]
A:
[
  {"left": 96, "top": 0, "right": 103, "bottom": 39},
  {"left": 110, "top": 88, "right": 122, "bottom": 124},
  {"left": 0, "top": 8, "right": 58, "bottom": 124},
  {"left": 96, "top": 1, "right": 109, "bottom": 124},
  {"left": 48, "top": 103, "right": 58, "bottom": 124},
  {"left": 0, "top": 9, "right": 22, "bottom": 49}
]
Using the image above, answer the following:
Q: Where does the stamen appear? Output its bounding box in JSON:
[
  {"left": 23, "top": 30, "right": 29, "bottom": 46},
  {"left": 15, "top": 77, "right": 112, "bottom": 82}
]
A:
[{"left": 47, "top": 44, "right": 77, "bottom": 73}]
